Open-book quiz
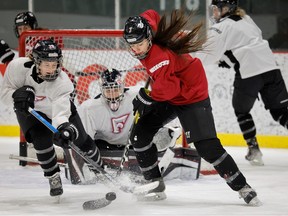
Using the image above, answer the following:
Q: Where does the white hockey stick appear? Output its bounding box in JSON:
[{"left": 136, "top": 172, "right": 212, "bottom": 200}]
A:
[{"left": 9, "top": 154, "right": 68, "bottom": 168}]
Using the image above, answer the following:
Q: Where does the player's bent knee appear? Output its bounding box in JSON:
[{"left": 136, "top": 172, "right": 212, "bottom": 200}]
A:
[
  {"left": 194, "top": 138, "right": 226, "bottom": 163},
  {"left": 130, "top": 126, "right": 155, "bottom": 149}
]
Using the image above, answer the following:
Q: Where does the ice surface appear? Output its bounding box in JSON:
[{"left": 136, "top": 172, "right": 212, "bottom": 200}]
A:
[{"left": 0, "top": 137, "right": 288, "bottom": 216}]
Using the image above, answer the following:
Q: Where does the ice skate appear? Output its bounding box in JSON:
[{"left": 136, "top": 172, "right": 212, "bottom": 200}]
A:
[
  {"left": 134, "top": 177, "right": 167, "bottom": 201},
  {"left": 245, "top": 138, "right": 264, "bottom": 166},
  {"left": 48, "top": 172, "right": 63, "bottom": 199},
  {"left": 238, "top": 184, "right": 262, "bottom": 206}
]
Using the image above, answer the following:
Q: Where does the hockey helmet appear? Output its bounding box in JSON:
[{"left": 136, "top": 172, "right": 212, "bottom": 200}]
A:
[
  {"left": 210, "top": 0, "right": 238, "bottom": 23},
  {"left": 14, "top": 11, "right": 38, "bottom": 38},
  {"left": 123, "top": 16, "right": 152, "bottom": 59},
  {"left": 100, "top": 69, "right": 124, "bottom": 111},
  {"left": 32, "top": 39, "right": 63, "bottom": 82}
]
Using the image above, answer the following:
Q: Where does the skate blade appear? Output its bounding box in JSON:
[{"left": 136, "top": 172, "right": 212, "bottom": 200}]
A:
[
  {"left": 249, "top": 160, "right": 264, "bottom": 166},
  {"left": 133, "top": 181, "right": 159, "bottom": 196},
  {"left": 248, "top": 156, "right": 264, "bottom": 166},
  {"left": 53, "top": 195, "right": 61, "bottom": 204},
  {"left": 248, "top": 197, "right": 263, "bottom": 207},
  {"left": 246, "top": 154, "right": 264, "bottom": 166},
  {"left": 136, "top": 192, "right": 167, "bottom": 201}
]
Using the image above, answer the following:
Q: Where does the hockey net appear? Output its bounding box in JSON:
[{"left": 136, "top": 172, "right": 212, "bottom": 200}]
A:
[{"left": 17, "top": 29, "right": 215, "bottom": 175}]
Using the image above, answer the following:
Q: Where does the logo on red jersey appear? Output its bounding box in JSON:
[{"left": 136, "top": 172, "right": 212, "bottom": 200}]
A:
[{"left": 149, "top": 60, "right": 169, "bottom": 73}]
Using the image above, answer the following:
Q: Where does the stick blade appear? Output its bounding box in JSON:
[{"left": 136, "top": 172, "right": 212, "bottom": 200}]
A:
[{"left": 83, "top": 198, "right": 112, "bottom": 210}]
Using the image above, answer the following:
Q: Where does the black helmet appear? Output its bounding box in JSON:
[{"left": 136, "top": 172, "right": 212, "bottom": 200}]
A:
[
  {"left": 210, "top": 0, "right": 238, "bottom": 23},
  {"left": 211, "top": 0, "right": 238, "bottom": 11},
  {"left": 123, "top": 16, "right": 152, "bottom": 59},
  {"left": 123, "top": 16, "right": 152, "bottom": 44},
  {"left": 14, "top": 11, "right": 38, "bottom": 38},
  {"left": 100, "top": 69, "right": 124, "bottom": 111},
  {"left": 32, "top": 39, "right": 62, "bottom": 81}
]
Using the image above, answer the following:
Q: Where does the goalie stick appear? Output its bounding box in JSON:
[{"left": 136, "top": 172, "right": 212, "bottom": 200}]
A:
[{"left": 27, "top": 107, "right": 134, "bottom": 209}]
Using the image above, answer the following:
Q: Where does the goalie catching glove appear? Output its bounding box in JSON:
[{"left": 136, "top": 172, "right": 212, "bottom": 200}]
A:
[
  {"left": 132, "top": 87, "right": 154, "bottom": 117},
  {"left": 53, "top": 122, "right": 79, "bottom": 148},
  {"left": 0, "top": 39, "right": 15, "bottom": 64},
  {"left": 12, "top": 85, "right": 35, "bottom": 114}
]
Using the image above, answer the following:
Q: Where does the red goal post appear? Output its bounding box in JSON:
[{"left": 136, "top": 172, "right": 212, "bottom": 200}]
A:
[{"left": 17, "top": 29, "right": 187, "bottom": 165}]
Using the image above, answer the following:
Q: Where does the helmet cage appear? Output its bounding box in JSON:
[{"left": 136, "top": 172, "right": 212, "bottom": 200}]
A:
[
  {"left": 32, "top": 40, "right": 62, "bottom": 82},
  {"left": 100, "top": 69, "right": 124, "bottom": 111},
  {"left": 14, "top": 12, "right": 38, "bottom": 38}
]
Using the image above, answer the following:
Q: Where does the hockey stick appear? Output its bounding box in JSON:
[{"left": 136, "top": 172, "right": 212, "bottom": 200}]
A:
[
  {"left": 9, "top": 154, "right": 68, "bottom": 168},
  {"left": 27, "top": 108, "right": 133, "bottom": 208},
  {"left": 74, "top": 67, "right": 146, "bottom": 77},
  {"left": 83, "top": 192, "right": 116, "bottom": 210}
]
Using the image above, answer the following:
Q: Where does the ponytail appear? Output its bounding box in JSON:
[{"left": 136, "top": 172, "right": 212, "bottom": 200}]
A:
[{"left": 153, "top": 9, "right": 206, "bottom": 55}]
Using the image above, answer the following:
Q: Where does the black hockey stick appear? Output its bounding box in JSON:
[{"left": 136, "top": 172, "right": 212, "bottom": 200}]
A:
[
  {"left": 74, "top": 67, "right": 146, "bottom": 77},
  {"left": 27, "top": 108, "right": 133, "bottom": 209},
  {"left": 83, "top": 192, "right": 116, "bottom": 210},
  {"left": 116, "top": 77, "right": 151, "bottom": 177}
]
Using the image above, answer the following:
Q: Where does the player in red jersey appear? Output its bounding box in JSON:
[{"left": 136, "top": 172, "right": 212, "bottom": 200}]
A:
[{"left": 123, "top": 9, "right": 261, "bottom": 206}]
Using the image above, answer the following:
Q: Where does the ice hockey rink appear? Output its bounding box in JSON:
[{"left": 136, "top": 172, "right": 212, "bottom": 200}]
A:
[{"left": 0, "top": 137, "right": 288, "bottom": 216}]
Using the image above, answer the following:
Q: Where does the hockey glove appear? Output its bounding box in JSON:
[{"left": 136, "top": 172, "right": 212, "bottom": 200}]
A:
[
  {"left": 0, "top": 39, "right": 15, "bottom": 64},
  {"left": 53, "top": 122, "right": 79, "bottom": 148},
  {"left": 12, "top": 86, "right": 35, "bottom": 114},
  {"left": 132, "top": 87, "right": 154, "bottom": 117}
]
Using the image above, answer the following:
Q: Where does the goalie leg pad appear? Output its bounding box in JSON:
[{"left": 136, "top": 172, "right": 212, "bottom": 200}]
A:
[{"left": 153, "top": 126, "right": 181, "bottom": 152}]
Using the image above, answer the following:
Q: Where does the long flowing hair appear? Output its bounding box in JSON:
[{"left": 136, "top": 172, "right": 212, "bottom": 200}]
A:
[{"left": 153, "top": 9, "right": 206, "bottom": 55}]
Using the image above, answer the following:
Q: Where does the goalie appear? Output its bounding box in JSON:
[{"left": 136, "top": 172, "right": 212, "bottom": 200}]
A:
[{"left": 69, "top": 68, "right": 181, "bottom": 184}]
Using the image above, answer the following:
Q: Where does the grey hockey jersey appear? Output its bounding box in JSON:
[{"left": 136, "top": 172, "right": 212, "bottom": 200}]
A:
[{"left": 1, "top": 57, "right": 74, "bottom": 128}]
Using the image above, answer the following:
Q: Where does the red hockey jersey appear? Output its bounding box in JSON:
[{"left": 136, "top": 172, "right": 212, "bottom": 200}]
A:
[{"left": 140, "top": 10, "right": 209, "bottom": 105}]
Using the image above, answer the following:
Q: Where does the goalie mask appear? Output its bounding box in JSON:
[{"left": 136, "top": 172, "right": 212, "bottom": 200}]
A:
[
  {"left": 32, "top": 39, "right": 63, "bottom": 82},
  {"left": 14, "top": 11, "right": 38, "bottom": 38},
  {"left": 100, "top": 69, "right": 124, "bottom": 112},
  {"left": 123, "top": 16, "right": 152, "bottom": 59},
  {"left": 210, "top": 0, "right": 238, "bottom": 23}
]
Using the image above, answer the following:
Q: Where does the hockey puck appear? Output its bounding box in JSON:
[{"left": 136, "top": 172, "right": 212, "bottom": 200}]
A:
[{"left": 106, "top": 192, "right": 116, "bottom": 201}]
